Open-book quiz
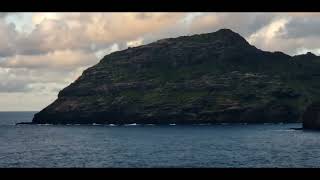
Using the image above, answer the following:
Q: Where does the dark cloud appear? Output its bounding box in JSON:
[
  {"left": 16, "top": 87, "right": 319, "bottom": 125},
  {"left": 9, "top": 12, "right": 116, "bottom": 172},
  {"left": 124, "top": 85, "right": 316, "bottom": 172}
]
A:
[
  {"left": 244, "top": 14, "right": 277, "bottom": 36},
  {"left": 0, "top": 13, "right": 9, "bottom": 18},
  {"left": 0, "top": 80, "right": 32, "bottom": 92},
  {"left": 282, "top": 16, "right": 320, "bottom": 39}
]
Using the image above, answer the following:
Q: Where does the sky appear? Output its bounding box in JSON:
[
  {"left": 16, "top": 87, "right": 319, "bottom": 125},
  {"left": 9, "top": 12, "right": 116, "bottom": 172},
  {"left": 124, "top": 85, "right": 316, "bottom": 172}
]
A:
[{"left": 1, "top": 12, "right": 320, "bottom": 111}]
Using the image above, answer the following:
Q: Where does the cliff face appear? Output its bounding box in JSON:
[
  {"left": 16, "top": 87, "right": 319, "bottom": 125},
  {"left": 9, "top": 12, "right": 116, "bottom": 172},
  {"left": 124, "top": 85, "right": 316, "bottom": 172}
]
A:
[
  {"left": 32, "top": 29, "right": 320, "bottom": 124},
  {"left": 302, "top": 102, "right": 320, "bottom": 130}
]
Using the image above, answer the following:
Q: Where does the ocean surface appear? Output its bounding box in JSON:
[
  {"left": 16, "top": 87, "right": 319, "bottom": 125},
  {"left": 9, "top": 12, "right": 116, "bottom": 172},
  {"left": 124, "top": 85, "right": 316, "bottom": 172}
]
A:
[{"left": 0, "top": 111, "right": 320, "bottom": 168}]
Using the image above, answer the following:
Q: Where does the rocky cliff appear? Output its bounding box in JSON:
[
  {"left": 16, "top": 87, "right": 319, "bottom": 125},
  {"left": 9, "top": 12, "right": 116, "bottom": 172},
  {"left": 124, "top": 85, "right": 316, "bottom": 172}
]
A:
[
  {"left": 302, "top": 102, "right": 320, "bottom": 130},
  {"left": 32, "top": 29, "right": 320, "bottom": 124}
]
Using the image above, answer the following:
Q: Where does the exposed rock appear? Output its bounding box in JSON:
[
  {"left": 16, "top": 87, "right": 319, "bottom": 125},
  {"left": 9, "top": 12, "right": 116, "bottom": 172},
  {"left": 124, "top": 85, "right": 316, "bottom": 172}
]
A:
[{"left": 30, "top": 29, "right": 320, "bottom": 124}]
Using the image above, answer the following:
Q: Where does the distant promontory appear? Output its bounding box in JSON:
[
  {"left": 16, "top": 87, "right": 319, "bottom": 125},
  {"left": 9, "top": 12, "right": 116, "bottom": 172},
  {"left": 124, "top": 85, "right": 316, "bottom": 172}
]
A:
[{"left": 30, "top": 29, "right": 320, "bottom": 126}]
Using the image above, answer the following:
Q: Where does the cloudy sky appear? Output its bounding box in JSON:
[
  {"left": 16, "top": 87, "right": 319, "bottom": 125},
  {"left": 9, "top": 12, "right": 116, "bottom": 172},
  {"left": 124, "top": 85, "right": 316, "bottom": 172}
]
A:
[{"left": 1, "top": 12, "right": 320, "bottom": 111}]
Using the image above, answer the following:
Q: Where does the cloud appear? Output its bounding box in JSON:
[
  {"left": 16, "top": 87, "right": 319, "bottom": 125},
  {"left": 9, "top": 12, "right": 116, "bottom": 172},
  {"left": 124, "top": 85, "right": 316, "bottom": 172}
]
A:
[
  {"left": 0, "top": 19, "right": 19, "bottom": 57},
  {"left": 245, "top": 13, "right": 320, "bottom": 55},
  {"left": 248, "top": 17, "right": 290, "bottom": 50},
  {"left": 0, "top": 13, "right": 187, "bottom": 60},
  {"left": 282, "top": 15, "right": 320, "bottom": 39},
  {"left": 0, "top": 50, "right": 98, "bottom": 70},
  {"left": 0, "top": 92, "right": 57, "bottom": 111},
  {"left": 15, "top": 13, "right": 186, "bottom": 56},
  {"left": 2, "top": 12, "right": 320, "bottom": 59},
  {"left": 0, "top": 68, "right": 32, "bottom": 93},
  {"left": 1, "top": 12, "right": 320, "bottom": 110},
  {"left": 188, "top": 13, "right": 277, "bottom": 37},
  {"left": 0, "top": 13, "right": 9, "bottom": 18},
  {"left": 185, "top": 13, "right": 320, "bottom": 55}
]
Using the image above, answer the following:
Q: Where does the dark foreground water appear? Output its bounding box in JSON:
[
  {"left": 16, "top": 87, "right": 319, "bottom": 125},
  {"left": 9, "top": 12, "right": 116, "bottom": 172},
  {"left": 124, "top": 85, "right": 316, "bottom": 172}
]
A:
[{"left": 0, "top": 112, "right": 319, "bottom": 167}]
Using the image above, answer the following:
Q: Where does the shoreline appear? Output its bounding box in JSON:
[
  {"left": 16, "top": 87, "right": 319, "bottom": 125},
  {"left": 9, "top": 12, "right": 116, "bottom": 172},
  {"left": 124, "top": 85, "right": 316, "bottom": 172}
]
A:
[{"left": 15, "top": 121, "right": 303, "bottom": 127}]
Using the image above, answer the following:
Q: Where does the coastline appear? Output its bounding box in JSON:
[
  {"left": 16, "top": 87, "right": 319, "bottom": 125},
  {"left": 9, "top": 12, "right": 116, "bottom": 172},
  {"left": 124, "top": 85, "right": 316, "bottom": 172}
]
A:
[{"left": 15, "top": 121, "right": 303, "bottom": 127}]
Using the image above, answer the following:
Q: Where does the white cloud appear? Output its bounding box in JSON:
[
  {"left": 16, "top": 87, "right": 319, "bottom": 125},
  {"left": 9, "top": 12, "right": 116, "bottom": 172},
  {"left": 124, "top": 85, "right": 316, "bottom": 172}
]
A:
[
  {"left": 0, "top": 92, "right": 57, "bottom": 111},
  {"left": 248, "top": 17, "right": 290, "bottom": 50},
  {"left": 0, "top": 50, "right": 98, "bottom": 70},
  {"left": 295, "top": 47, "right": 320, "bottom": 56},
  {"left": 94, "top": 43, "right": 120, "bottom": 60},
  {"left": 127, "top": 38, "right": 144, "bottom": 47},
  {"left": 31, "top": 12, "right": 61, "bottom": 25}
]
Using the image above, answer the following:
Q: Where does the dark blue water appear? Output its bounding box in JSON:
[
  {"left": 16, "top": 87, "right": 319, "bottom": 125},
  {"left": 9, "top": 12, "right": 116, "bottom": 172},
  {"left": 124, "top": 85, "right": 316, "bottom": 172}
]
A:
[{"left": 0, "top": 112, "right": 319, "bottom": 167}]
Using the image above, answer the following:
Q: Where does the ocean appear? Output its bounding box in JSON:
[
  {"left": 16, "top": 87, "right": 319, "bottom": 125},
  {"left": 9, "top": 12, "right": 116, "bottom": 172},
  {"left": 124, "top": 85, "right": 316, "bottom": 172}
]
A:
[{"left": 0, "top": 111, "right": 319, "bottom": 167}]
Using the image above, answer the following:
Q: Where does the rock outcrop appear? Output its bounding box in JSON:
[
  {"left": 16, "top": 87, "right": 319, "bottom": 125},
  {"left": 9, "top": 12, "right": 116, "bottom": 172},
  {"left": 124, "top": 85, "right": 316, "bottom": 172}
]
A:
[{"left": 31, "top": 29, "right": 320, "bottom": 124}]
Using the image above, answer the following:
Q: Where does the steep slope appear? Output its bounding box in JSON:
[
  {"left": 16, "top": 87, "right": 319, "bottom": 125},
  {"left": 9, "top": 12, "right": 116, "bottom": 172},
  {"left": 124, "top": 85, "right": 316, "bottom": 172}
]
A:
[
  {"left": 32, "top": 29, "right": 320, "bottom": 124},
  {"left": 302, "top": 102, "right": 320, "bottom": 130}
]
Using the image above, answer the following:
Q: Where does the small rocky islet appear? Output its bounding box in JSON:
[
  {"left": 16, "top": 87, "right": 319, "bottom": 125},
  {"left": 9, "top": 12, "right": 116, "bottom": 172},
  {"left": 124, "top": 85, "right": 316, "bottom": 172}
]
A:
[{"left": 26, "top": 29, "right": 320, "bottom": 129}]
